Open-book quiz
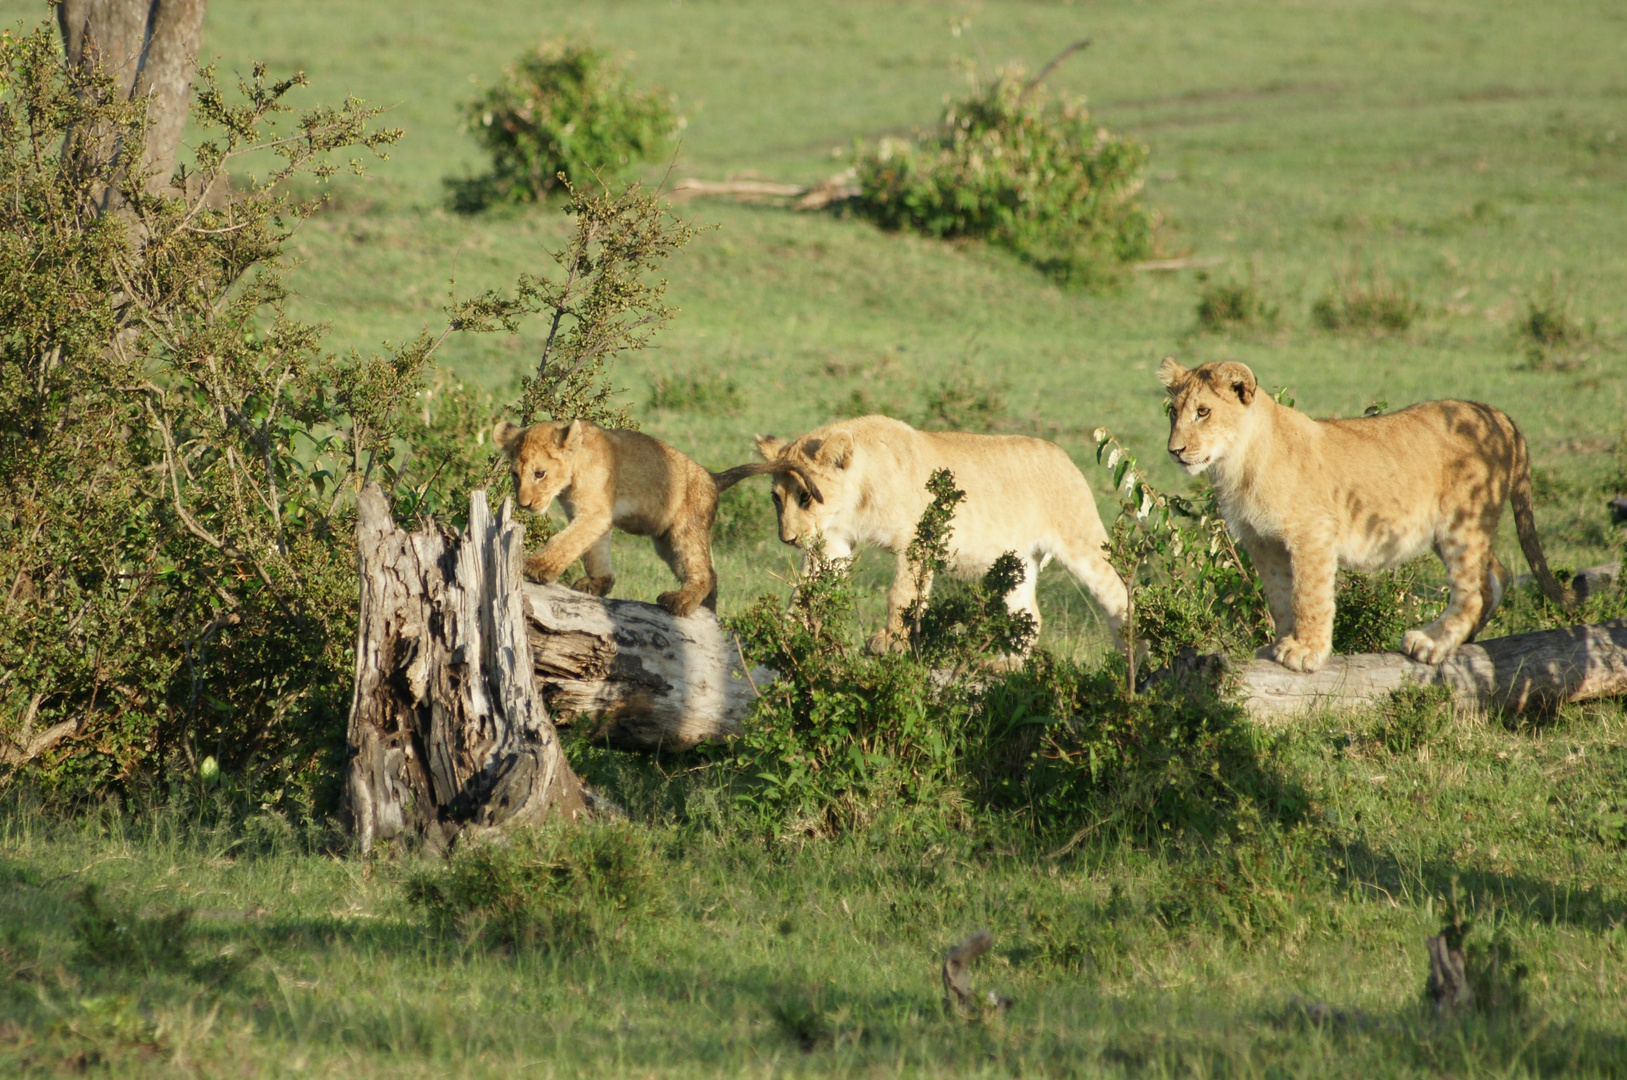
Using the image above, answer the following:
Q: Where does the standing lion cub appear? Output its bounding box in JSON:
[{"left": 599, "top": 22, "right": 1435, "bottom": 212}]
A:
[
  {"left": 1157, "top": 357, "right": 1575, "bottom": 672},
  {"left": 753, "top": 415, "right": 1129, "bottom": 652},
  {"left": 494, "top": 419, "right": 786, "bottom": 617}
]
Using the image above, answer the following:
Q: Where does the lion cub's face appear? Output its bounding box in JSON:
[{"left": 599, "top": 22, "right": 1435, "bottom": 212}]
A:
[
  {"left": 494, "top": 420, "right": 584, "bottom": 513},
  {"left": 753, "top": 432, "right": 851, "bottom": 547},
  {"left": 1157, "top": 358, "right": 1259, "bottom": 475}
]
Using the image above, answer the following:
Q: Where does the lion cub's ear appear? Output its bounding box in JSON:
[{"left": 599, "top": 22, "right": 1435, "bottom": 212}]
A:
[
  {"left": 561, "top": 419, "right": 585, "bottom": 452},
  {"left": 754, "top": 434, "right": 787, "bottom": 461},
  {"left": 813, "top": 431, "right": 854, "bottom": 469},
  {"left": 493, "top": 421, "right": 524, "bottom": 457},
  {"left": 1156, "top": 356, "right": 1188, "bottom": 390},
  {"left": 1215, "top": 361, "right": 1257, "bottom": 405}
]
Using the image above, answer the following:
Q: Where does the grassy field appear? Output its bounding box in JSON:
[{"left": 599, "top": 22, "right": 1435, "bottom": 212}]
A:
[{"left": 1, "top": 0, "right": 1626, "bottom": 1075}]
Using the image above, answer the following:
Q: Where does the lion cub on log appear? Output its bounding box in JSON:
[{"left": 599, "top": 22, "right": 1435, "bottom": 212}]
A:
[
  {"left": 753, "top": 415, "right": 1129, "bottom": 653},
  {"left": 1158, "top": 357, "right": 1575, "bottom": 673},
  {"left": 494, "top": 419, "right": 781, "bottom": 618}
]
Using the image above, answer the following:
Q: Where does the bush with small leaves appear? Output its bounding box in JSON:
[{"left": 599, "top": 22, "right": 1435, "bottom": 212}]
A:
[
  {"left": 1195, "top": 278, "right": 1277, "bottom": 331},
  {"left": 453, "top": 40, "right": 677, "bottom": 209},
  {"left": 854, "top": 66, "right": 1150, "bottom": 284}
]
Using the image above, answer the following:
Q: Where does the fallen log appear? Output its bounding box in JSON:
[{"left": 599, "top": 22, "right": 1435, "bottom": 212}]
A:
[
  {"left": 1235, "top": 621, "right": 1627, "bottom": 720},
  {"left": 666, "top": 169, "right": 859, "bottom": 210},
  {"left": 523, "top": 583, "right": 773, "bottom": 752},
  {"left": 346, "top": 485, "right": 585, "bottom": 855}
]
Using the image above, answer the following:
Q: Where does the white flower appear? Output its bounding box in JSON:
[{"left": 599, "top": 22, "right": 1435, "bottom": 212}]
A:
[
  {"left": 1122, "top": 470, "right": 1136, "bottom": 493},
  {"left": 1092, "top": 427, "right": 1108, "bottom": 443},
  {"left": 1106, "top": 448, "right": 1122, "bottom": 469},
  {"left": 1137, "top": 490, "right": 1153, "bottom": 518}
]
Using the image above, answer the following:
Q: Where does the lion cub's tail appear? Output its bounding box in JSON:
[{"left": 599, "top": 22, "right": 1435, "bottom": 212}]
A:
[
  {"left": 709, "top": 461, "right": 824, "bottom": 502},
  {"left": 1509, "top": 425, "right": 1577, "bottom": 610}
]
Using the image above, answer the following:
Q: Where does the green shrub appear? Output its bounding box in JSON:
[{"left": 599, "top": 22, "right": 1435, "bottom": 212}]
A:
[
  {"left": 453, "top": 39, "right": 677, "bottom": 209},
  {"left": 1332, "top": 562, "right": 1439, "bottom": 654},
  {"left": 713, "top": 482, "right": 776, "bottom": 550},
  {"left": 853, "top": 67, "right": 1150, "bottom": 284},
  {"left": 70, "top": 886, "right": 193, "bottom": 974},
  {"left": 1195, "top": 277, "right": 1277, "bottom": 331},
  {"left": 1372, "top": 683, "right": 1454, "bottom": 755},
  {"left": 647, "top": 367, "right": 744, "bottom": 414},
  {"left": 1312, "top": 266, "right": 1421, "bottom": 331},
  {"left": 403, "top": 823, "right": 664, "bottom": 950}
]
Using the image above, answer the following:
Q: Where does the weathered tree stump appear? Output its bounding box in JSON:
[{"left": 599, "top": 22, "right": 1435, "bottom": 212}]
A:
[
  {"left": 346, "top": 485, "right": 585, "bottom": 855},
  {"left": 1235, "top": 621, "right": 1627, "bottom": 720},
  {"left": 523, "top": 583, "right": 773, "bottom": 752}
]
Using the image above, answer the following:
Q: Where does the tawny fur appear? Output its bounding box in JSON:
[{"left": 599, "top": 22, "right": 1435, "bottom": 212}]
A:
[
  {"left": 495, "top": 419, "right": 771, "bottom": 618},
  {"left": 1157, "top": 357, "right": 1575, "bottom": 673},
  {"left": 754, "top": 415, "right": 1129, "bottom": 653}
]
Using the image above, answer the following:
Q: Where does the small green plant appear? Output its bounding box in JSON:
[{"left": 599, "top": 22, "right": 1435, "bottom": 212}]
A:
[
  {"left": 646, "top": 368, "right": 745, "bottom": 414},
  {"left": 713, "top": 482, "right": 776, "bottom": 550},
  {"left": 403, "top": 823, "right": 664, "bottom": 950},
  {"left": 1331, "top": 562, "right": 1439, "bottom": 654},
  {"left": 1091, "top": 430, "right": 1272, "bottom": 684},
  {"left": 1372, "top": 683, "right": 1453, "bottom": 755},
  {"left": 853, "top": 64, "right": 1150, "bottom": 284},
  {"left": 918, "top": 371, "right": 1008, "bottom": 432},
  {"left": 1312, "top": 265, "right": 1421, "bottom": 332},
  {"left": 452, "top": 39, "right": 677, "bottom": 209},
  {"left": 1515, "top": 283, "right": 1591, "bottom": 371},
  {"left": 1195, "top": 277, "right": 1277, "bottom": 331}
]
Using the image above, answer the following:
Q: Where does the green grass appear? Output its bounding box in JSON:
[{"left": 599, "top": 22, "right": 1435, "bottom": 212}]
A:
[
  {"left": 1, "top": 0, "right": 1626, "bottom": 1073},
  {"left": 1, "top": 702, "right": 1624, "bottom": 1077}
]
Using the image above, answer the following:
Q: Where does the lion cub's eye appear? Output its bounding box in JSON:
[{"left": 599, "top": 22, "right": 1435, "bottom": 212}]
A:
[
  {"left": 797, "top": 491, "right": 812, "bottom": 510},
  {"left": 771, "top": 491, "right": 783, "bottom": 508},
  {"left": 1195, "top": 406, "right": 1210, "bottom": 420},
  {"left": 533, "top": 469, "right": 546, "bottom": 480}
]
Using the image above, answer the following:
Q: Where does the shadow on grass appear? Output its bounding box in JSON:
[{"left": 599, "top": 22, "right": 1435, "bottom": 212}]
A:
[{"left": 1338, "top": 838, "right": 1627, "bottom": 933}]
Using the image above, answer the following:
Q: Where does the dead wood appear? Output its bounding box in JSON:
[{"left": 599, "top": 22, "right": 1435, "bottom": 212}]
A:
[
  {"left": 666, "top": 169, "right": 859, "bottom": 210},
  {"left": 1425, "top": 935, "right": 1473, "bottom": 1014},
  {"left": 523, "top": 583, "right": 773, "bottom": 752},
  {"left": 1228, "top": 620, "right": 1627, "bottom": 719},
  {"left": 345, "top": 485, "right": 585, "bottom": 855}
]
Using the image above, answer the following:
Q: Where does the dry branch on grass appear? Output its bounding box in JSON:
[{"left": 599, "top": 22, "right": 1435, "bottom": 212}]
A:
[{"left": 665, "top": 170, "right": 859, "bottom": 210}]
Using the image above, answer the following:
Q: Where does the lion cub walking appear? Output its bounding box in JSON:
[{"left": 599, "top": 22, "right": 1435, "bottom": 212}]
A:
[
  {"left": 494, "top": 419, "right": 778, "bottom": 618},
  {"left": 1157, "top": 357, "right": 1575, "bottom": 672},
  {"left": 753, "top": 415, "right": 1129, "bottom": 652}
]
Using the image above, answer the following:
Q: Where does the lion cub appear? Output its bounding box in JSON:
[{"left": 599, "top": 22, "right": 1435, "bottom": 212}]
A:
[
  {"left": 1158, "top": 357, "right": 1574, "bottom": 672},
  {"left": 494, "top": 419, "right": 775, "bottom": 618},
  {"left": 753, "top": 415, "right": 1129, "bottom": 653}
]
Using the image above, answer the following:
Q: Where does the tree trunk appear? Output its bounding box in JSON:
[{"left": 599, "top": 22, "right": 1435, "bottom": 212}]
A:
[
  {"left": 58, "top": 0, "right": 208, "bottom": 195},
  {"left": 1231, "top": 621, "right": 1627, "bottom": 720},
  {"left": 523, "top": 583, "right": 773, "bottom": 752},
  {"left": 346, "top": 484, "right": 585, "bottom": 855}
]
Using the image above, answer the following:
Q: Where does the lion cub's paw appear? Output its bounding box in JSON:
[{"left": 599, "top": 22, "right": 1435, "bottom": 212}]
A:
[
  {"left": 1401, "top": 628, "right": 1457, "bottom": 665},
  {"left": 866, "top": 629, "right": 904, "bottom": 655},
  {"left": 657, "top": 591, "right": 703, "bottom": 619},
  {"left": 1271, "top": 637, "right": 1329, "bottom": 673},
  {"left": 522, "top": 555, "right": 561, "bottom": 585},
  {"left": 571, "top": 575, "right": 615, "bottom": 597}
]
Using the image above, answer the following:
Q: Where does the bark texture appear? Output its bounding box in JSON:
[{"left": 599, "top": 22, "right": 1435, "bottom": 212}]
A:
[
  {"left": 346, "top": 485, "right": 585, "bottom": 855},
  {"left": 58, "top": 0, "right": 208, "bottom": 193},
  {"left": 523, "top": 583, "right": 772, "bottom": 751},
  {"left": 1235, "top": 621, "right": 1627, "bottom": 720}
]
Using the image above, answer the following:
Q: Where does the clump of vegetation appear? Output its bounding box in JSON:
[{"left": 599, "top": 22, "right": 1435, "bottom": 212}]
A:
[
  {"left": 1372, "top": 683, "right": 1454, "bottom": 755},
  {"left": 1515, "top": 284, "right": 1592, "bottom": 371},
  {"left": 0, "top": 17, "right": 700, "bottom": 815},
  {"left": 713, "top": 483, "right": 776, "bottom": 550},
  {"left": 1312, "top": 265, "right": 1421, "bottom": 332},
  {"left": 403, "top": 823, "right": 664, "bottom": 950},
  {"left": 452, "top": 39, "right": 677, "bottom": 209},
  {"left": 646, "top": 368, "right": 744, "bottom": 414},
  {"left": 1332, "top": 563, "right": 1439, "bottom": 654},
  {"left": 1427, "top": 885, "right": 1529, "bottom": 1016},
  {"left": 918, "top": 370, "right": 1009, "bottom": 432},
  {"left": 1091, "top": 431, "right": 1273, "bottom": 678},
  {"left": 1195, "top": 276, "right": 1277, "bottom": 331},
  {"left": 853, "top": 64, "right": 1150, "bottom": 284}
]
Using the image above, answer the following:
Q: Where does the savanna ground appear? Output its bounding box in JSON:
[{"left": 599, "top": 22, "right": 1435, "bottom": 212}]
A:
[{"left": 1, "top": 0, "right": 1626, "bottom": 1075}]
